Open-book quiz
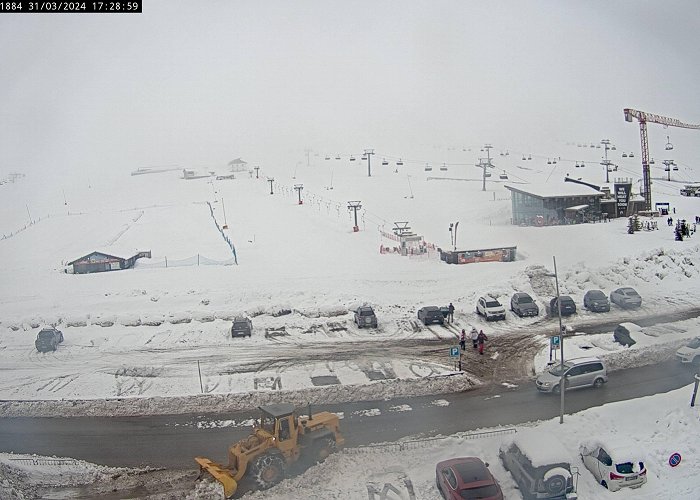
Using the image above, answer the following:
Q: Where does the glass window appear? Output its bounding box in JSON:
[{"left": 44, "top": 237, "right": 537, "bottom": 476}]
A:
[
  {"left": 444, "top": 468, "right": 458, "bottom": 489},
  {"left": 597, "top": 448, "right": 613, "bottom": 466}
]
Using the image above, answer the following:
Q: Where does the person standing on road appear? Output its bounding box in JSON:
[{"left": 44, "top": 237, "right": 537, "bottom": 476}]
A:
[
  {"left": 470, "top": 327, "right": 479, "bottom": 349},
  {"left": 460, "top": 329, "right": 466, "bottom": 351},
  {"left": 477, "top": 330, "right": 488, "bottom": 355},
  {"left": 448, "top": 302, "right": 455, "bottom": 323}
]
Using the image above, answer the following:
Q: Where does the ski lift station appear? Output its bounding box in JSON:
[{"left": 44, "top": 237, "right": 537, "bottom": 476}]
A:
[{"left": 439, "top": 246, "right": 517, "bottom": 265}]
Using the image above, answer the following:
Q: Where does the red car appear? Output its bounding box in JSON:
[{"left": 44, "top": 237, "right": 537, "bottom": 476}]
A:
[{"left": 436, "top": 457, "right": 504, "bottom": 500}]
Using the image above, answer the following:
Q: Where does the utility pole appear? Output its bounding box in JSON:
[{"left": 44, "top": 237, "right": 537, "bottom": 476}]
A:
[
  {"left": 663, "top": 159, "right": 676, "bottom": 181},
  {"left": 254, "top": 166, "right": 260, "bottom": 179},
  {"left": 364, "top": 149, "right": 375, "bottom": 177},
  {"left": 601, "top": 139, "right": 613, "bottom": 184},
  {"left": 553, "top": 256, "right": 566, "bottom": 424},
  {"left": 304, "top": 148, "right": 312, "bottom": 167},
  {"left": 348, "top": 201, "right": 362, "bottom": 232},
  {"left": 294, "top": 184, "right": 304, "bottom": 204},
  {"left": 267, "top": 177, "right": 275, "bottom": 195},
  {"left": 448, "top": 221, "right": 459, "bottom": 251},
  {"left": 221, "top": 198, "right": 228, "bottom": 229},
  {"left": 476, "top": 144, "right": 493, "bottom": 191}
]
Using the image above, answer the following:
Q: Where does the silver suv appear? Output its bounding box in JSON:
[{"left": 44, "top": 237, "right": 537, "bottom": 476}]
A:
[
  {"left": 536, "top": 357, "right": 607, "bottom": 394},
  {"left": 354, "top": 305, "right": 378, "bottom": 328},
  {"left": 500, "top": 432, "right": 578, "bottom": 500}
]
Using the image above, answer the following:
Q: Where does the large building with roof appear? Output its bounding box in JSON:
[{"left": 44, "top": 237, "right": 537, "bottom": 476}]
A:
[
  {"left": 504, "top": 182, "right": 606, "bottom": 226},
  {"left": 66, "top": 249, "right": 151, "bottom": 274}
]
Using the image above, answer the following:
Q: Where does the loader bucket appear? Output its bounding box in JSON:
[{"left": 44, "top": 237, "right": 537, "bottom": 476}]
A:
[{"left": 195, "top": 457, "right": 239, "bottom": 498}]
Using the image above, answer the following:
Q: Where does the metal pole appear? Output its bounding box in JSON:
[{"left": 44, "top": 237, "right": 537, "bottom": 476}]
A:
[
  {"left": 197, "top": 360, "right": 203, "bottom": 394},
  {"left": 553, "top": 256, "right": 565, "bottom": 424},
  {"left": 691, "top": 374, "right": 700, "bottom": 407}
]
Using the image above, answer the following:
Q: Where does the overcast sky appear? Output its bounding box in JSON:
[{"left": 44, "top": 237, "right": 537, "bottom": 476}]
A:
[{"left": 1, "top": 0, "right": 699, "bottom": 177}]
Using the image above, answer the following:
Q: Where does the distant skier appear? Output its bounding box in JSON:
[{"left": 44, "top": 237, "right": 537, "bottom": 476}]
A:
[
  {"left": 470, "top": 327, "right": 479, "bottom": 349},
  {"left": 447, "top": 302, "right": 455, "bottom": 323},
  {"left": 477, "top": 330, "right": 488, "bottom": 355},
  {"left": 460, "top": 329, "right": 466, "bottom": 351}
]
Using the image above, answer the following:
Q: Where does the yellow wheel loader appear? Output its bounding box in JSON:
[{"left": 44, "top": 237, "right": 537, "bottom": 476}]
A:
[{"left": 195, "top": 403, "right": 344, "bottom": 498}]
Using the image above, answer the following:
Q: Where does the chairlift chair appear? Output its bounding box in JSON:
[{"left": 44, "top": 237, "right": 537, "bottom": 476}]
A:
[
  {"left": 665, "top": 136, "right": 674, "bottom": 151},
  {"left": 664, "top": 165, "right": 671, "bottom": 172},
  {"left": 349, "top": 155, "right": 356, "bottom": 161},
  {"left": 396, "top": 159, "right": 404, "bottom": 166},
  {"left": 527, "top": 155, "right": 532, "bottom": 160},
  {"left": 485, "top": 172, "right": 492, "bottom": 177},
  {"left": 325, "top": 156, "right": 330, "bottom": 160},
  {"left": 440, "top": 163, "right": 448, "bottom": 171},
  {"left": 547, "top": 159, "right": 552, "bottom": 165},
  {"left": 361, "top": 155, "right": 367, "bottom": 161},
  {"left": 522, "top": 155, "right": 527, "bottom": 160},
  {"left": 611, "top": 145, "right": 617, "bottom": 150},
  {"left": 607, "top": 167, "right": 613, "bottom": 172},
  {"left": 649, "top": 158, "right": 655, "bottom": 164},
  {"left": 596, "top": 144, "right": 601, "bottom": 148},
  {"left": 590, "top": 144, "right": 596, "bottom": 148},
  {"left": 424, "top": 164, "right": 432, "bottom": 172},
  {"left": 622, "top": 153, "right": 628, "bottom": 158},
  {"left": 673, "top": 164, "right": 679, "bottom": 171},
  {"left": 382, "top": 159, "right": 389, "bottom": 166},
  {"left": 575, "top": 163, "right": 580, "bottom": 168},
  {"left": 499, "top": 170, "right": 508, "bottom": 179},
  {"left": 580, "top": 162, "right": 586, "bottom": 167},
  {"left": 629, "top": 152, "right": 635, "bottom": 158},
  {"left": 553, "top": 159, "right": 557, "bottom": 164},
  {"left": 335, "top": 155, "right": 341, "bottom": 160}
]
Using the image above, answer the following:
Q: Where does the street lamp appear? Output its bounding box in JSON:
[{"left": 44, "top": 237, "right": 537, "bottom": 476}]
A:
[
  {"left": 267, "top": 177, "right": 274, "bottom": 195},
  {"left": 448, "top": 221, "right": 459, "bottom": 251},
  {"left": 546, "top": 256, "right": 566, "bottom": 424}
]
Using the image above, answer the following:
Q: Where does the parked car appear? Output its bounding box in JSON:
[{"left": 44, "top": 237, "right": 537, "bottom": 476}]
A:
[
  {"left": 436, "top": 457, "right": 504, "bottom": 500},
  {"left": 417, "top": 306, "right": 444, "bottom": 326},
  {"left": 499, "top": 431, "right": 578, "bottom": 500},
  {"left": 354, "top": 305, "right": 378, "bottom": 328},
  {"left": 549, "top": 296, "right": 577, "bottom": 316},
  {"left": 580, "top": 440, "right": 647, "bottom": 491},
  {"left": 583, "top": 290, "right": 610, "bottom": 312},
  {"left": 35, "top": 327, "right": 64, "bottom": 352},
  {"left": 610, "top": 287, "right": 642, "bottom": 309},
  {"left": 536, "top": 356, "right": 607, "bottom": 394},
  {"left": 510, "top": 292, "right": 539, "bottom": 317},
  {"left": 476, "top": 296, "right": 506, "bottom": 321},
  {"left": 676, "top": 337, "right": 700, "bottom": 364},
  {"left": 613, "top": 323, "right": 640, "bottom": 347},
  {"left": 230, "top": 316, "right": 253, "bottom": 338}
]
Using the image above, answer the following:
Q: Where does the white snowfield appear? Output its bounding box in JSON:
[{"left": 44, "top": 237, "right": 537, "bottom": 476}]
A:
[{"left": 2, "top": 155, "right": 700, "bottom": 414}]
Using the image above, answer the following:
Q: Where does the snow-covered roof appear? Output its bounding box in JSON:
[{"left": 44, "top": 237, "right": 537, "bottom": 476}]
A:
[
  {"left": 502, "top": 430, "right": 572, "bottom": 467},
  {"left": 580, "top": 439, "right": 646, "bottom": 464},
  {"left": 505, "top": 182, "right": 604, "bottom": 199}
]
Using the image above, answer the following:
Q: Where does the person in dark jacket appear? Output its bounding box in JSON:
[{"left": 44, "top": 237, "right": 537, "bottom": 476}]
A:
[
  {"left": 477, "top": 330, "right": 488, "bottom": 355},
  {"left": 460, "top": 329, "right": 466, "bottom": 351},
  {"left": 447, "top": 302, "right": 455, "bottom": 323}
]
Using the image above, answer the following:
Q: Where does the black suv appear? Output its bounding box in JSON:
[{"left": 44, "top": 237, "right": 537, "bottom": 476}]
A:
[
  {"left": 230, "top": 316, "right": 253, "bottom": 338},
  {"left": 583, "top": 289, "right": 610, "bottom": 312},
  {"left": 354, "top": 305, "right": 378, "bottom": 328},
  {"left": 500, "top": 434, "right": 577, "bottom": 500},
  {"left": 417, "top": 306, "right": 444, "bottom": 325},
  {"left": 511, "top": 292, "right": 540, "bottom": 317},
  {"left": 549, "top": 296, "right": 577, "bottom": 316},
  {"left": 35, "top": 327, "right": 64, "bottom": 352}
]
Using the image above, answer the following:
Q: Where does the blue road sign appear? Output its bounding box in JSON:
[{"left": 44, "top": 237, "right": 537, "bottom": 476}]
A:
[
  {"left": 551, "top": 336, "right": 560, "bottom": 347},
  {"left": 669, "top": 452, "right": 682, "bottom": 467},
  {"left": 449, "top": 346, "right": 460, "bottom": 358}
]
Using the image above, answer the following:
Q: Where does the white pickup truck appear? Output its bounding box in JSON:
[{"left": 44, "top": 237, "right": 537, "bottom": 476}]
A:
[{"left": 676, "top": 337, "right": 700, "bottom": 364}]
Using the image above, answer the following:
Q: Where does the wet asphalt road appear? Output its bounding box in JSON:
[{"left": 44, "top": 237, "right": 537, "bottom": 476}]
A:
[{"left": 0, "top": 359, "right": 696, "bottom": 468}]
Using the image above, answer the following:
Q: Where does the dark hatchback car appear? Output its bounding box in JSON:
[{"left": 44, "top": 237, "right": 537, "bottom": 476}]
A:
[
  {"left": 35, "top": 327, "right": 64, "bottom": 352},
  {"left": 417, "top": 306, "right": 445, "bottom": 325},
  {"left": 549, "top": 296, "right": 577, "bottom": 316},
  {"left": 436, "top": 457, "right": 504, "bottom": 500},
  {"left": 583, "top": 289, "right": 610, "bottom": 312},
  {"left": 230, "top": 316, "right": 253, "bottom": 338},
  {"left": 510, "top": 292, "right": 540, "bottom": 317},
  {"left": 354, "top": 305, "right": 378, "bottom": 328}
]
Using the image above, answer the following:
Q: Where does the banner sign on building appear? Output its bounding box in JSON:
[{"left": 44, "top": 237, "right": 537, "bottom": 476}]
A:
[{"left": 615, "top": 182, "right": 631, "bottom": 217}]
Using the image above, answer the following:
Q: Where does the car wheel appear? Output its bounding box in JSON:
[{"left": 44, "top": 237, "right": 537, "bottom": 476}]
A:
[
  {"left": 601, "top": 480, "right": 608, "bottom": 489},
  {"left": 423, "top": 319, "right": 428, "bottom": 325},
  {"left": 552, "top": 384, "right": 560, "bottom": 394},
  {"left": 593, "top": 378, "right": 605, "bottom": 388},
  {"left": 251, "top": 453, "right": 285, "bottom": 490}
]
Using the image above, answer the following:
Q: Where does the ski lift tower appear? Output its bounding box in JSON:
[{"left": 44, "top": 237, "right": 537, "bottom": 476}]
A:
[
  {"left": 624, "top": 108, "right": 700, "bottom": 211},
  {"left": 476, "top": 144, "right": 494, "bottom": 191}
]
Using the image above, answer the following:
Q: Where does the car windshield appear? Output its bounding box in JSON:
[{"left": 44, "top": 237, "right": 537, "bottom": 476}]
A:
[
  {"left": 38, "top": 331, "right": 55, "bottom": 339},
  {"left": 517, "top": 296, "right": 533, "bottom": 303},
  {"left": 549, "top": 363, "right": 572, "bottom": 376},
  {"left": 359, "top": 309, "right": 374, "bottom": 316},
  {"left": 561, "top": 297, "right": 574, "bottom": 304},
  {"left": 233, "top": 321, "right": 248, "bottom": 328},
  {"left": 623, "top": 289, "right": 639, "bottom": 296},
  {"left": 687, "top": 338, "right": 700, "bottom": 349},
  {"left": 485, "top": 301, "right": 501, "bottom": 308},
  {"left": 588, "top": 291, "right": 605, "bottom": 299},
  {"left": 460, "top": 485, "right": 500, "bottom": 499}
]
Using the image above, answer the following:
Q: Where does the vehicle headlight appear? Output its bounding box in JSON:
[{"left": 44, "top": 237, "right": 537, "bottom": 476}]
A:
[{"left": 541, "top": 381, "right": 550, "bottom": 387}]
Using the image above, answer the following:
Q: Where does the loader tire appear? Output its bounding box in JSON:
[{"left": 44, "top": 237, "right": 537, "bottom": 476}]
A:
[
  {"left": 251, "top": 453, "right": 285, "bottom": 490},
  {"left": 312, "top": 437, "right": 336, "bottom": 463}
]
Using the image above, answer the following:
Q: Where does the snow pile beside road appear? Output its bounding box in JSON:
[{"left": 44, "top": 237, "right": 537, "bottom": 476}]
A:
[{"left": 0, "top": 372, "right": 479, "bottom": 418}]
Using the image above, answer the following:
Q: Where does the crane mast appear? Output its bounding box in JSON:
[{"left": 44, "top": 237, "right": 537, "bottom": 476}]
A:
[{"left": 624, "top": 108, "right": 700, "bottom": 211}]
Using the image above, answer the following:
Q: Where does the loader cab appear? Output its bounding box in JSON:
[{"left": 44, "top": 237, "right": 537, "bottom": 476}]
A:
[{"left": 259, "top": 404, "right": 300, "bottom": 457}]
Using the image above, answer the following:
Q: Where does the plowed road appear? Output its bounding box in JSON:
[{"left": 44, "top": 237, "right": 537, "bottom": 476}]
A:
[{"left": 0, "top": 360, "right": 696, "bottom": 468}]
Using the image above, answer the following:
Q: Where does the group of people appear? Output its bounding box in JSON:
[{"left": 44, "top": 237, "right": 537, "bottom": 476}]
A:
[{"left": 460, "top": 327, "right": 488, "bottom": 355}]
